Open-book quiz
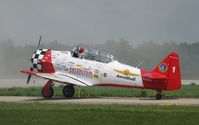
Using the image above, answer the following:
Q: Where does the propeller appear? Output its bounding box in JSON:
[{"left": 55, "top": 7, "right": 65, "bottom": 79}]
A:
[
  {"left": 27, "top": 67, "right": 33, "bottom": 84},
  {"left": 26, "top": 36, "right": 42, "bottom": 84},
  {"left": 36, "top": 35, "right": 42, "bottom": 50}
]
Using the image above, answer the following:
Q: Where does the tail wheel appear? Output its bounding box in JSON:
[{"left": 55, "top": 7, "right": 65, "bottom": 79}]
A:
[
  {"left": 42, "top": 87, "right": 54, "bottom": 99},
  {"left": 155, "top": 93, "right": 162, "bottom": 100},
  {"left": 63, "top": 85, "right": 75, "bottom": 98}
]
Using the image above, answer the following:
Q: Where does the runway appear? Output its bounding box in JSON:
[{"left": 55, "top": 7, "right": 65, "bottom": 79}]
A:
[{"left": 0, "top": 96, "right": 199, "bottom": 105}]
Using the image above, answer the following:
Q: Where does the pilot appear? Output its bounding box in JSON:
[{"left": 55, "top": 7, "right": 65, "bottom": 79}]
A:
[
  {"left": 73, "top": 51, "right": 78, "bottom": 58},
  {"left": 72, "top": 46, "right": 79, "bottom": 58},
  {"left": 79, "top": 48, "right": 84, "bottom": 59}
]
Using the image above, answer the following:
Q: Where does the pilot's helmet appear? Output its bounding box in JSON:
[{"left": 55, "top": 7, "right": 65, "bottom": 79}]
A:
[{"left": 79, "top": 48, "right": 84, "bottom": 53}]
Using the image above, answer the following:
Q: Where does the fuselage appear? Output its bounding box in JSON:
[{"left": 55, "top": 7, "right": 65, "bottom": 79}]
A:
[
  {"left": 30, "top": 49, "right": 181, "bottom": 92},
  {"left": 32, "top": 49, "right": 144, "bottom": 88}
]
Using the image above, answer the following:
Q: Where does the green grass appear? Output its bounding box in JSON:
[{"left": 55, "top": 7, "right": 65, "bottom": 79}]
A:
[
  {"left": 0, "top": 102, "right": 199, "bottom": 125},
  {"left": 0, "top": 85, "right": 199, "bottom": 98}
]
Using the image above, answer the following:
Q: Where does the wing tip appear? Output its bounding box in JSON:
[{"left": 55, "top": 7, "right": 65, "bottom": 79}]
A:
[{"left": 20, "top": 70, "right": 36, "bottom": 75}]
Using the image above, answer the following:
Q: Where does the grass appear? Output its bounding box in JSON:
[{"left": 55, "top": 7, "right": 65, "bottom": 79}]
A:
[
  {"left": 0, "top": 85, "right": 199, "bottom": 98},
  {"left": 0, "top": 102, "right": 199, "bottom": 125}
]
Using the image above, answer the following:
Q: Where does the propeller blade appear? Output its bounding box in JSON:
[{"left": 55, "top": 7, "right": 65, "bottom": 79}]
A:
[
  {"left": 36, "top": 35, "right": 42, "bottom": 50},
  {"left": 27, "top": 67, "right": 33, "bottom": 84},
  {"left": 26, "top": 36, "right": 41, "bottom": 84}
]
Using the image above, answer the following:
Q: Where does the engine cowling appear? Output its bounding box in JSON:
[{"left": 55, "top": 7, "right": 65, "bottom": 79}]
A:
[{"left": 31, "top": 49, "right": 55, "bottom": 73}]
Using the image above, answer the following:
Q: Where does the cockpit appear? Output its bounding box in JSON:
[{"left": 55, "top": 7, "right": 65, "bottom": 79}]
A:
[
  {"left": 84, "top": 49, "right": 116, "bottom": 63},
  {"left": 71, "top": 46, "right": 116, "bottom": 63}
]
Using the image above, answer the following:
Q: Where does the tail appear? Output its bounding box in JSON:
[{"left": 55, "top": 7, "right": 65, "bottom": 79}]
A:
[{"left": 153, "top": 52, "right": 181, "bottom": 90}]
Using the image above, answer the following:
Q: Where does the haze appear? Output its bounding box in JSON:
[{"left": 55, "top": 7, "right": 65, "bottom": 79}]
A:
[{"left": 0, "top": 0, "right": 199, "bottom": 44}]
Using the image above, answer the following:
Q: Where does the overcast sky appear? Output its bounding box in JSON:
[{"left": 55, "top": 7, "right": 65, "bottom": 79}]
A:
[{"left": 0, "top": 0, "right": 199, "bottom": 44}]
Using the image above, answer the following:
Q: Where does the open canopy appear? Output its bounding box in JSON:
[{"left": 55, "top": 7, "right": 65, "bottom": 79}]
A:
[
  {"left": 71, "top": 46, "right": 116, "bottom": 63},
  {"left": 84, "top": 49, "right": 116, "bottom": 63}
]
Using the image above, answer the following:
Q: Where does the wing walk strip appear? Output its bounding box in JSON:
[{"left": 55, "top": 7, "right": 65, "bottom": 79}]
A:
[{"left": 58, "top": 73, "right": 90, "bottom": 86}]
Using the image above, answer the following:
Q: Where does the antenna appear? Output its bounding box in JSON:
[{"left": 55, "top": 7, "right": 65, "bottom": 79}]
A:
[
  {"left": 99, "top": 49, "right": 100, "bottom": 62},
  {"left": 136, "top": 61, "right": 144, "bottom": 68}
]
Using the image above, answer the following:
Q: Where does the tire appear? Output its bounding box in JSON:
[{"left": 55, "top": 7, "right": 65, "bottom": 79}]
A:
[
  {"left": 41, "top": 87, "right": 54, "bottom": 99},
  {"left": 63, "top": 85, "right": 75, "bottom": 98},
  {"left": 156, "top": 93, "right": 162, "bottom": 100}
]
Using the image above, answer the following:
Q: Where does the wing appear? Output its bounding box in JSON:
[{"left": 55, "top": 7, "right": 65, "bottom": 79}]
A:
[{"left": 21, "top": 70, "right": 92, "bottom": 86}]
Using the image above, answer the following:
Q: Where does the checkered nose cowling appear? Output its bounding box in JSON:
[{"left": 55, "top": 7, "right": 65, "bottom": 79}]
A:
[{"left": 31, "top": 49, "right": 49, "bottom": 72}]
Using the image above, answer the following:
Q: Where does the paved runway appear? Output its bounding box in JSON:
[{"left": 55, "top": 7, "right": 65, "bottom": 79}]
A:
[
  {"left": 0, "top": 79, "right": 198, "bottom": 88},
  {"left": 0, "top": 96, "right": 199, "bottom": 105}
]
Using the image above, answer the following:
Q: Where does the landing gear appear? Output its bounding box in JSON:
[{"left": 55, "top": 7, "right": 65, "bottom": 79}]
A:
[
  {"left": 41, "top": 81, "right": 75, "bottom": 99},
  {"left": 41, "top": 80, "right": 54, "bottom": 99},
  {"left": 63, "top": 84, "right": 75, "bottom": 98},
  {"left": 155, "top": 91, "right": 162, "bottom": 100}
]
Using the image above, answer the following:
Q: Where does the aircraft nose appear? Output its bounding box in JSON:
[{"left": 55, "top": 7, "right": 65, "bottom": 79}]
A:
[{"left": 31, "top": 49, "right": 49, "bottom": 71}]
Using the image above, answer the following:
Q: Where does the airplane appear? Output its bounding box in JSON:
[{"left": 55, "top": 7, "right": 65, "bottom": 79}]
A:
[{"left": 21, "top": 36, "right": 181, "bottom": 100}]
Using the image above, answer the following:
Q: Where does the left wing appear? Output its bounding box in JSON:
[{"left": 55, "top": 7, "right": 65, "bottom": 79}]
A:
[{"left": 21, "top": 70, "right": 92, "bottom": 86}]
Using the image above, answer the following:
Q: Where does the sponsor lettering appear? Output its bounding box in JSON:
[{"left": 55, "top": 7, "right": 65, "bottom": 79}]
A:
[
  {"left": 103, "top": 73, "right": 107, "bottom": 77},
  {"left": 116, "top": 74, "right": 136, "bottom": 81},
  {"left": 67, "top": 61, "right": 75, "bottom": 67},
  {"left": 93, "top": 73, "right": 99, "bottom": 79},
  {"left": 56, "top": 66, "right": 69, "bottom": 72},
  {"left": 93, "top": 69, "right": 100, "bottom": 79},
  {"left": 69, "top": 67, "right": 92, "bottom": 78}
]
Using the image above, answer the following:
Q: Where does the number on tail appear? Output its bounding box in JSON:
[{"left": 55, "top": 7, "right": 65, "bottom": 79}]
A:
[{"left": 172, "top": 66, "right": 176, "bottom": 73}]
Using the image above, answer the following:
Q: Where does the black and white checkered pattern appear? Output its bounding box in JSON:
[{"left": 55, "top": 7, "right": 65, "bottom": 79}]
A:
[{"left": 31, "top": 49, "right": 48, "bottom": 71}]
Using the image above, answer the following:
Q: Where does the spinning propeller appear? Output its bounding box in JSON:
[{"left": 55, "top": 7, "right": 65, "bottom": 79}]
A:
[{"left": 26, "top": 36, "right": 42, "bottom": 84}]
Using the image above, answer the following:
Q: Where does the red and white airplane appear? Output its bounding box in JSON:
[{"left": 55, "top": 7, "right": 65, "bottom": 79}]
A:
[{"left": 21, "top": 37, "right": 181, "bottom": 100}]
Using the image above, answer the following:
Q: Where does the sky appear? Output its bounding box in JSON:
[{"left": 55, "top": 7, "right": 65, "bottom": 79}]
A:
[{"left": 0, "top": 0, "right": 199, "bottom": 45}]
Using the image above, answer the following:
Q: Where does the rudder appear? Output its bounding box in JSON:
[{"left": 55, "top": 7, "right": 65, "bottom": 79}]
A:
[{"left": 153, "top": 52, "right": 181, "bottom": 90}]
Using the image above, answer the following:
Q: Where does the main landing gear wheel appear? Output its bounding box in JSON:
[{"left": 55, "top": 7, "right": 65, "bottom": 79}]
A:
[
  {"left": 41, "top": 80, "right": 54, "bottom": 99},
  {"left": 42, "top": 87, "right": 54, "bottom": 99},
  {"left": 155, "top": 93, "right": 162, "bottom": 100},
  {"left": 63, "top": 85, "right": 75, "bottom": 98}
]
